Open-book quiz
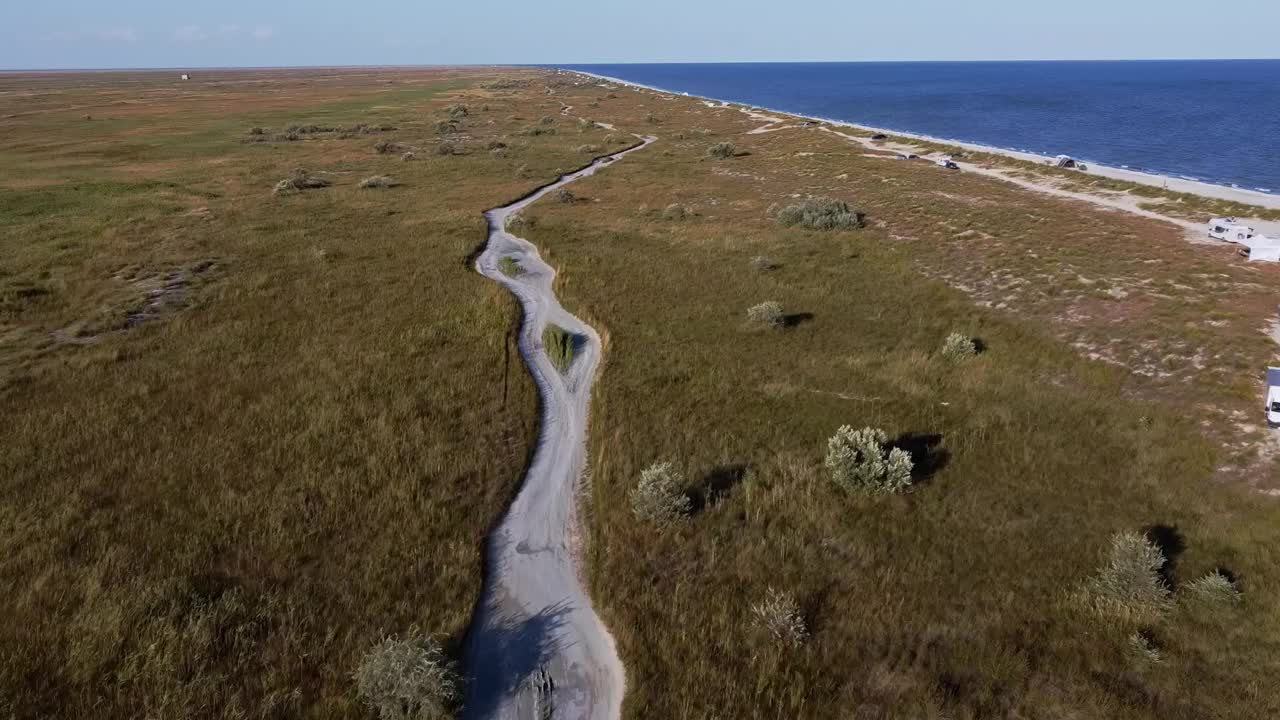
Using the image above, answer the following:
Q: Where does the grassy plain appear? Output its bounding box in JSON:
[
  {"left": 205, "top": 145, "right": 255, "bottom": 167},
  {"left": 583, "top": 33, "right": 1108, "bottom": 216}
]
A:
[{"left": 3, "top": 67, "right": 1280, "bottom": 720}]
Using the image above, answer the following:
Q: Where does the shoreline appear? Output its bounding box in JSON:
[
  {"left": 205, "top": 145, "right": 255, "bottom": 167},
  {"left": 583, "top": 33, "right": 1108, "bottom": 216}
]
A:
[{"left": 560, "top": 68, "right": 1280, "bottom": 213}]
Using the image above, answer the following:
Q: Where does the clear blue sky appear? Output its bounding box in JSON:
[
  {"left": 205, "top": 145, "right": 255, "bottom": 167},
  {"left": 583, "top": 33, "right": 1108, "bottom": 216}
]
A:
[{"left": 3, "top": 0, "right": 1278, "bottom": 69}]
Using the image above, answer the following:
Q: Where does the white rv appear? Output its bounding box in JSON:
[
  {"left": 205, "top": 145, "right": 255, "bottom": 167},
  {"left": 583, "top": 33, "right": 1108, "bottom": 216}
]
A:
[
  {"left": 1239, "top": 236, "right": 1280, "bottom": 262},
  {"left": 1267, "top": 368, "right": 1280, "bottom": 426},
  {"left": 1208, "top": 217, "right": 1255, "bottom": 242}
]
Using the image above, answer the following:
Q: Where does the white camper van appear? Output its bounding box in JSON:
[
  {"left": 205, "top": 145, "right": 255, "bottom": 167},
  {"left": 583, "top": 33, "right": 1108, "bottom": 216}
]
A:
[
  {"left": 1267, "top": 368, "right": 1280, "bottom": 426},
  {"left": 1208, "top": 217, "right": 1255, "bottom": 243}
]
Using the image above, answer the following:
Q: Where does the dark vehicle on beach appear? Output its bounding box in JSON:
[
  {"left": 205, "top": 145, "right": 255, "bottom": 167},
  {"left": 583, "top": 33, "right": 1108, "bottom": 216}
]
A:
[{"left": 871, "top": 133, "right": 888, "bottom": 140}]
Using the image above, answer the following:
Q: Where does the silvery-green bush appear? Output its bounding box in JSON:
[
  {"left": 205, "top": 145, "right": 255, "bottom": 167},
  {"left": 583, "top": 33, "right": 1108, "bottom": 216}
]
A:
[
  {"left": 1082, "top": 531, "right": 1172, "bottom": 622},
  {"left": 824, "top": 426, "right": 913, "bottom": 493},
  {"left": 1183, "top": 570, "right": 1241, "bottom": 605},
  {"left": 354, "top": 629, "right": 458, "bottom": 720},
  {"left": 630, "top": 461, "right": 691, "bottom": 528},
  {"left": 746, "top": 301, "right": 784, "bottom": 328},
  {"left": 776, "top": 197, "right": 864, "bottom": 230}
]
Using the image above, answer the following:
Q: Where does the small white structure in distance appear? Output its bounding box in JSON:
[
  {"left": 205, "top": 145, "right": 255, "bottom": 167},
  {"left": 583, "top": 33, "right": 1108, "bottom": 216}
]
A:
[
  {"left": 1208, "top": 217, "right": 1255, "bottom": 242},
  {"left": 1266, "top": 368, "right": 1280, "bottom": 426},
  {"left": 180, "top": 73, "right": 191, "bottom": 80}
]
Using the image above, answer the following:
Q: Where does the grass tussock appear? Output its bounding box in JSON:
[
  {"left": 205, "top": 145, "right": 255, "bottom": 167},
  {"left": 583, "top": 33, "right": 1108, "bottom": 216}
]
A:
[
  {"left": 542, "top": 323, "right": 575, "bottom": 372},
  {"left": 661, "top": 203, "right": 689, "bottom": 220},
  {"left": 776, "top": 196, "right": 865, "bottom": 230},
  {"left": 1183, "top": 571, "right": 1242, "bottom": 605},
  {"left": 750, "top": 588, "right": 808, "bottom": 646},
  {"left": 941, "top": 331, "right": 977, "bottom": 361}
]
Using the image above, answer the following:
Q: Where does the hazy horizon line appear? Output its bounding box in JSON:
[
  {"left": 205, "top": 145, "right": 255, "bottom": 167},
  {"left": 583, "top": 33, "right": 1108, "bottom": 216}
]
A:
[{"left": 3, "top": 57, "right": 1279, "bottom": 73}]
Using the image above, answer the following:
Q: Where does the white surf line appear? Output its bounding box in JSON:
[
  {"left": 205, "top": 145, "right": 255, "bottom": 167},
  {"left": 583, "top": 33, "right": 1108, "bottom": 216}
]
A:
[{"left": 464, "top": 134, "right": 656, "bottom": 720}]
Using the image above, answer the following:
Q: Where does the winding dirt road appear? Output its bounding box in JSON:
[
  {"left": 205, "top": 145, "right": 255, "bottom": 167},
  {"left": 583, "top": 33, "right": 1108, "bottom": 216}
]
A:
[{"left": 464, "top": 136, "right": 655, "bottom": 720}]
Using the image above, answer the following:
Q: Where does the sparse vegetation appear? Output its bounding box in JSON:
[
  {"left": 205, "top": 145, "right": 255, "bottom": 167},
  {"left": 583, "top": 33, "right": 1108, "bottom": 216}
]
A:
[
  {"left": 1081, "top": 531, "right": 1173, "bottom": 622},
  {"left": 576, "top": 144, "right": 601, "bottom": 154},
  {"left": 543, "top": 323, "right": 575, "bottom": 372},
  {"left": 446, "top": 103, "right": 469, "bottom": 118},
  {"left": 436, "top": 141, "right": 457, "bottom": 156},
  {"left": 750, "top": 255, "right": 775, "bottom": 271},
  {"left": 1127, "top": 631, "right": 1163, "bottom": 664},
  {"left": 401, "top": 151, "right": 415, "bottom": 161},
  {"left": 941, "top": 331, "right": 977, "bottom": 361},
  {"left": 750, "top": 588, "right": 808, "bottom": 646},
  {"left": 629, "top": 461, "right": 691, "bottom": 528},
  {"left": 555, "top": 188, "right": 575, "bottom": 204},
  {"left": 354, "top": 630, "right": 459, "bottom": 720},
  {"left": 708, "top": 141, "right": 737, "bottom": 159},
  {"left": 374, "top": 140, "right": 406, "bottom": 155},
  {"left": 746, "top": 300, "right": 784, "bottom": 328},
  {"left": 824, "top": 426, "right": 913, "bottom": 493},
  {"left": 776, "top": 197, "right": 865, "bottom": 230}
]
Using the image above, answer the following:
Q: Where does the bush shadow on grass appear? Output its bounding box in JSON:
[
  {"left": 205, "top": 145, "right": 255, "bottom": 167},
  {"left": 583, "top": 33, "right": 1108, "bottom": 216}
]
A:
[
  {"left": 889, "top": 432, "right": 950, "bottom": 483},
  {"left": 1143, "top": 524, "right": 1187, "bottom": 585},
  {"left": 972, "top": 337, "right": 989, "bottom": 354},
  {"left": 782, "top": 312, "right": 814, "bottom": 329},
  {"left": 685, "top": 464, "right": 750, "bottom": 514}
]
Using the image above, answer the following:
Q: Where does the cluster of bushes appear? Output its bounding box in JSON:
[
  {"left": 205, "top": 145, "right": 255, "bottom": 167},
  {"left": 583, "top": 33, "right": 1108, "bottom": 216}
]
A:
[
  {"left": 776, "top": 197, "right": 864, "bottom": 230},
  {"left": 374, "top": 140, "right": 408, "bottom": 155},
  {"left": 520, "top": 126, "right": 557, "bottom": 137},
  {"left": 1077, "top": 530, "right": 1243, "bottom": 663},
  {"left": 244, "top": 123, "right": 395, "bottom": 144}
]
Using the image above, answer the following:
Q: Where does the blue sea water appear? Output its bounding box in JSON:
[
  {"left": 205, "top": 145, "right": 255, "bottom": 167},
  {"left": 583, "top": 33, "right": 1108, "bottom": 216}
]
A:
[{"left": 557, "top": 61, "right": 1280, "bottom": 194}]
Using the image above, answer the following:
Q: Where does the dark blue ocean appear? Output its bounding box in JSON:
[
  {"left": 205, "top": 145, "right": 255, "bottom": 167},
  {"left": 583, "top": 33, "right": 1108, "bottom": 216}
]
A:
[{"left": 557, "top": 61, "right": 1280, "bottom": 194}]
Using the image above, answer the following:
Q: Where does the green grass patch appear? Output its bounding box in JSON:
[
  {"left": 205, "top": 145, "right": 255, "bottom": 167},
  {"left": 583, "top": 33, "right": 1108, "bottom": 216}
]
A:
[{"left": 543, "top": 323, "right": 576, "bottom": 372}]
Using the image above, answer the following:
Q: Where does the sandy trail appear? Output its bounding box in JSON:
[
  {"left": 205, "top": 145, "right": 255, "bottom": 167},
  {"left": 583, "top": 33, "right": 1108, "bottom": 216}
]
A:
[{"left": 464, "top": 135, "right": 656, "bottom": 720}]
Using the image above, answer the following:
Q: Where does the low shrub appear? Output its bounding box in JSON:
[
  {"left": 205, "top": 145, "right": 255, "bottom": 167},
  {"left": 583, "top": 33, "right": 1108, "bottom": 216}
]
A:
[
  {"left": 576, "top": 144, "right": 601, "bottom": 154},
  {"left": 434, "top": 120, "right": 456, "bottom": 135},
  {"left": 746, "top": 301, "right": 784, "bottom": 328},
  {"left": 248, "top": 126, "right": 265, "bottom": 135},
  {"left": 505, "top": 214, "right": 534, "bottom": 232},
  {"left": 436, "top": 142, "right": 457, "bottom": 156},
  {"left": 374, "top": 140, "right": 405, "bottom": 155},
  {"left": 401, "top": 151, "right": 415, "bottom": 161},
  {"left": 776, "top": 197, "right": 865, "bottom": 230},
  {"left": 539, "top": 115, "right": 555, "bottom": 125},
  {"left": 645, "top": 112, "right": 660, "bottom": 124},
  {"left": 555, "top": 188, "right": 575, "bottom": 204},
  {"left": 272, "top": 169, "right": 331, "bottom": 195},
  {"left": 941, "top": 332, "right": 977, "bottom": 362},
  {"left": 824, "top": 426, "right": 913, "bottom": 494},
  {"left": 543, "top": 324, "right": 575, "bottom": 372},
  {"left": 1081, "top": 531, "right": 1172, "bottom": 622},
  {"left": 750, "top": 255, "right": 775, "bottom": 271},
  {"left": 358, "top": 175, "right": 398, "bottom": 189},
  {"left": 446, "top": 103, "right": 468, "bottom": 118},
  {"left": 520, "top": 126, "right": 557, "bottom": 137},
  {"left": 751, "top": 589, "right": 808, "bottom": 646},
  {"left": 708, "top": 142, "right": 737, "bottom": 159},
  {"left": 353, "top": 629, "right": 459, "bottom": 720},
  {"left": 1183, "top": 571, "right": 1241, "bottom": 604},
  {"left": 662, "top": 203, "right": 689, "bottom": 221},
  {"left": 487, "top": 140, "right": 508, "bottom": 151},
  {"left": 630, "top": 462, "right": 691, "bottom": 528}
]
